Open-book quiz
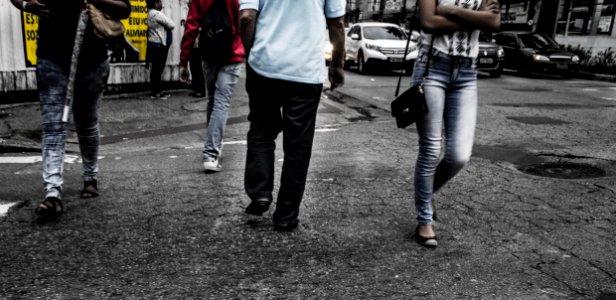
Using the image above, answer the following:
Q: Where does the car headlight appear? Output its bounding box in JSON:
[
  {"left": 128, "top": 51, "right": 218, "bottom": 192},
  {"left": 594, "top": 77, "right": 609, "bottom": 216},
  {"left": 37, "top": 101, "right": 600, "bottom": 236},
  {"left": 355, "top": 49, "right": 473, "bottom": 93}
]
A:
[
  {"left": 532, "top": 54, "right": 550, "bottom": 61},
  {"left": 325, "top": 43, "right": 333, "bottom": 53},
  {"left": 572, "top": 55, "right": 580, "bottom": 62},
  {"left": 365, "top": 43, "right": 381, "bottom": 51},
  {"left": 497, "top": 47, "right": 505, "bottom": 58}
]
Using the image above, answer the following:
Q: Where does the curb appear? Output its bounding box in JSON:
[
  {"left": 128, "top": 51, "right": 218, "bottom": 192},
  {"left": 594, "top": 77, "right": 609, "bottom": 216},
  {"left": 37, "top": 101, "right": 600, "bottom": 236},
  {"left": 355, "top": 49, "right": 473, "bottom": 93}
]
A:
[{"left": 577, "top": 71, "right": 616, "bottom": 82}]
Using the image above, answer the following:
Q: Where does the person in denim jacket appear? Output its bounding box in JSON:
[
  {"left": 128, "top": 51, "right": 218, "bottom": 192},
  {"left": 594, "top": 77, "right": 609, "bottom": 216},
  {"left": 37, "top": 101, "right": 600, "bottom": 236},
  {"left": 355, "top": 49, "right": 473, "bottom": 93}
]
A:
[
  {"left": 411, "top": 0, "right": 500, "bottom": 247},
  {"left": 10, "top": 0, "right": 131, "bottom": 219}
]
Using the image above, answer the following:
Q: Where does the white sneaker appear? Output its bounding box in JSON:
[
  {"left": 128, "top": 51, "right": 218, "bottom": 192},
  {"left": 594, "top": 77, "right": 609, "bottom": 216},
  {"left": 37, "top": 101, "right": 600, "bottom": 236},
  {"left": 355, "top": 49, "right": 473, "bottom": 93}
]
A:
[{"left": 203, "top": 158, "right": 221, "bottom": 172}]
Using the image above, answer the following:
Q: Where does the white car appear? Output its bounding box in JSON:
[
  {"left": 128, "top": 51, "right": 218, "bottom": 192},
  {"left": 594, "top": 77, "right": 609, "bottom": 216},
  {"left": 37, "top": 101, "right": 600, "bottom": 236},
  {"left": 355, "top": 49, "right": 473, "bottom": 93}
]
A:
[{"left": 345, "top": 22, "right": 418, "bottom": 74}]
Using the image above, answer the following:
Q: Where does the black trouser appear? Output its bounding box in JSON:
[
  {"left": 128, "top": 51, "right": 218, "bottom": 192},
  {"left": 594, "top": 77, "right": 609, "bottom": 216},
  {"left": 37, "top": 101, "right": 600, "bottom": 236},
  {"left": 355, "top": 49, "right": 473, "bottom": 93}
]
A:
[
  {"left": 147, "top": 43, "right": 169, "bottom": 95},
  {"left": 189, "top": 48, "right": 205, "bottom": 94},
  {"left": 244, "top": 66, "right": 322, "bottom": 223}
]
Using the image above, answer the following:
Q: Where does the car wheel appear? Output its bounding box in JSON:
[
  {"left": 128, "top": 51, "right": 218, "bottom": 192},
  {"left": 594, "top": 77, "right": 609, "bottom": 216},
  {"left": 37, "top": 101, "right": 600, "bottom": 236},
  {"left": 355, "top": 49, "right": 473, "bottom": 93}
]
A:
[
  {"left": 489, "top": 67, "right": 502, "bottom": 78},
  {"left": 404, "top": 60, "right": 415, "bottom": 75},
  {"left": 358, "top": 52, "right": 369, "bottom": 74},
  {"left": 343, "top": 52, "right": 351, "bottom": 70}
]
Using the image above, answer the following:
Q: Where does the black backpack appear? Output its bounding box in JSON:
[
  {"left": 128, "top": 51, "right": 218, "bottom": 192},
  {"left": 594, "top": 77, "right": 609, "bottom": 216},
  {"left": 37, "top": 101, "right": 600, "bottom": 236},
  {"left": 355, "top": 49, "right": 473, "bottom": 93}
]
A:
[{"left": 199, "top": 0, "right": 234, "bottom": 63}]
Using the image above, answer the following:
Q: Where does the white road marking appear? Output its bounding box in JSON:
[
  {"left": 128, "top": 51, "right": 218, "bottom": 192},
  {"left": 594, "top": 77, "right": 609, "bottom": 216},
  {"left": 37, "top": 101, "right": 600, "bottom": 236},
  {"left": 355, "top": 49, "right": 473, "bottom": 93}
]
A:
[
  {"left": 222, "top": 140, "right": 247, "bottom": 145},
  {"left": 0, "top": 202, "right": 18, "bottom": 217},
  {"left": 583, "top": 88, "right": 599, "bottom": 92},
  {"left": 601, "top": 97, "right": 616, "bottom": 101},
  {"left": 315, "top": 128, "right": 338, "bottom": 133},
  {"left": 0, "top": 155, "right": 104, "bottom": 164},
  {"left": 169, "top": 156, "right": 178, "bottom": 158}
]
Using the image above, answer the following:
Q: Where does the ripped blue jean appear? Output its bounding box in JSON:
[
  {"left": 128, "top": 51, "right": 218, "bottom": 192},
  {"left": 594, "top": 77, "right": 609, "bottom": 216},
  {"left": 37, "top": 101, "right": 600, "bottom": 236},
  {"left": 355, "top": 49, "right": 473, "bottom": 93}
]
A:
[
  {"left": 411, "top": 48, "right": 478, "bottom": 225},
  {"left": 37, "top": 59, "right": 109, "bottom": 199}
]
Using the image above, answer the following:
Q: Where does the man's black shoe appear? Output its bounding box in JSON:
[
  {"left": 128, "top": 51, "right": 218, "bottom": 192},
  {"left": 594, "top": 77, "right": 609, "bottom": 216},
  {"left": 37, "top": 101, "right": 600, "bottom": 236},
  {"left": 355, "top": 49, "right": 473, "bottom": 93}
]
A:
[
  {"left": 273, "top": 219, "right": 299, "bottom": 232},
  {"left": 245, "top": 198, "right": 271, "bottom": 216}
]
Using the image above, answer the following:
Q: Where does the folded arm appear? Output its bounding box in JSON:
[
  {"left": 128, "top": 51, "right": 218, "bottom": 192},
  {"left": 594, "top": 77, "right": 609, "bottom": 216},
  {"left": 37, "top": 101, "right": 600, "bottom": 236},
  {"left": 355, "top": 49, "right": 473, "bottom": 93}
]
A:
[
  {"left": 437, "top": 0, "right": 500, "bottom": 31},
  {"left": 419, "top": 0, "right": 500, "bottom": 33}
]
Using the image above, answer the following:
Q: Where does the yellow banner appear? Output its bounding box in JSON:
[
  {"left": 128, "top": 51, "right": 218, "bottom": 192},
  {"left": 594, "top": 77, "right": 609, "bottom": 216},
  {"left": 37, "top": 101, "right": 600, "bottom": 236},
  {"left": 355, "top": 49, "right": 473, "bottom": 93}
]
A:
[
  {"left": 21, "top": 0, "right": 149, "bottom": 66},
  {"left": 121, "top": 0, "right": 148, "bottom": 61},
  {"left": 22, "top": 11, "right": 38, "bottom": 67}
]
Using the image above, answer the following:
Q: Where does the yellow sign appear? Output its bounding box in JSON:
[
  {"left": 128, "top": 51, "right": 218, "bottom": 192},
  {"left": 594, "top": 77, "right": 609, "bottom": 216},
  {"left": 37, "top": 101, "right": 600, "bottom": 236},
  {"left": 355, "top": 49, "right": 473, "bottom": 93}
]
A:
[
  {"left": 22, "top": 11, "right": 38, "bottom": 67},
  {"left": 21, "top": 0, "right": 149, "bottom": 66},
  {"left": 122, "top": 0, "right": 148, "bottom": 61}
]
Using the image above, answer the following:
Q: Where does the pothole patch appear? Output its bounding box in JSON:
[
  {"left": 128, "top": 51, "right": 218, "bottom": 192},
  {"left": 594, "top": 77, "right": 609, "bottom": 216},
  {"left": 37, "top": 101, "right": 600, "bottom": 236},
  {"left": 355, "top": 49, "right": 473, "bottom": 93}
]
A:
[
  {"left": 507, "top": 116, "right": 569, "bottom": 125},
  {"left": 518, "top": 162, "right": 606, "bottom": 179}
]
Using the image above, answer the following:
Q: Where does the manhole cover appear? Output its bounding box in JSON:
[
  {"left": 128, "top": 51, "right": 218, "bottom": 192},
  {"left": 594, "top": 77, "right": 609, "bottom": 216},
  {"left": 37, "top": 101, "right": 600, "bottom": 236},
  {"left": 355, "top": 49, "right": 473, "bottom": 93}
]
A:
[{"left": 518, "top": 163, "right": 606, "bottom": 179}]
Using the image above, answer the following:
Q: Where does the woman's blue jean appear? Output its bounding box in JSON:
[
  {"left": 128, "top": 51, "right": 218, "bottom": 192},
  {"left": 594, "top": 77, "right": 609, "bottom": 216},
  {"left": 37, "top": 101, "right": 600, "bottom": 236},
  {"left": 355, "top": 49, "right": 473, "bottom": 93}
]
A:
[
  {"left": 411, "top": 48, "right": 478, "bottom": 225},
  {"left": 36, "top": 59, "right": 109, "bottom": 199}
]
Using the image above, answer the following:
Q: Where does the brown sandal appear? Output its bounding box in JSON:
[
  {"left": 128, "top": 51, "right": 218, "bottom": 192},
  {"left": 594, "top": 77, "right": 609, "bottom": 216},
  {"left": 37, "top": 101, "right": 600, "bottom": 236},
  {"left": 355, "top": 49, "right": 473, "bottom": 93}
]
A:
[
  {"left": 80, "top": 180, "right": 99, "bottom": 198},
  {"left": 35, "top": 197, "right": 63, "bottom": 218}
]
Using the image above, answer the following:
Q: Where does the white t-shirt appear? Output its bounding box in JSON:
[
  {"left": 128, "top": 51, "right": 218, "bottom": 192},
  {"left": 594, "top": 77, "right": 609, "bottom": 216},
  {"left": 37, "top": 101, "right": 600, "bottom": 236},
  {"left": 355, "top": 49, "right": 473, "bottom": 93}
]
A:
[
  {"left": 240, "top": 0, "right": 346, "bottom": 84},
  {"left": 421, "top": 0, "right": 483, "bottom": 58}
]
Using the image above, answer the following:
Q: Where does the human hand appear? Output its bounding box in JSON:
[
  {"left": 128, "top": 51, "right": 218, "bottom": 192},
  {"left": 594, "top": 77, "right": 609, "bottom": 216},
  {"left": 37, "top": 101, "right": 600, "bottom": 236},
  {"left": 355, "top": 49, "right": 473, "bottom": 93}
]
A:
[
  {"left": 23, "top": 0, "right": 49, "bottom": 17},
  {"left": 179, "top": 66, "right": 191, "bottom": 84},
  {"left": 486, "top": 0, "right": 500, "bottom": 13},
  {"left": 328, "top": 64, "right": 344, "bottom": 90}
]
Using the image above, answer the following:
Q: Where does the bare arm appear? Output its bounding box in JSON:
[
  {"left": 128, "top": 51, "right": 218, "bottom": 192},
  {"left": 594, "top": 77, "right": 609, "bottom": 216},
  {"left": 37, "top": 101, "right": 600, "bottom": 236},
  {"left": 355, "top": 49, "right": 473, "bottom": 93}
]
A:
[
  {"left": 326, "top": 16, "right": 345, "bottom": 88},
  {"left": 89, "top": 0, "right": 131, "bottom": 20},
  {"left": 437, "top": 0, "right": 500, "bottom": 31},
  {"left": 10, "top": 0, "right": 49, "bottom": 17},
  {"left": 239, "top": 9, "right": 257, "bottom": 57},
  {"left": 418, "top": 0, "right": 466, "bottom": 33}
]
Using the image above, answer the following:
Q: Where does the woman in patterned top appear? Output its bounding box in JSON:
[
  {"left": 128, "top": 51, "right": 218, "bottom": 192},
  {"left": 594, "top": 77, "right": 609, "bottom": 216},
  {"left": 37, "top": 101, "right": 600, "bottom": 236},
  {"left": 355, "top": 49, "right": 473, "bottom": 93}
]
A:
[{"left": 411, "top": 0, "right": 500, "bottom": 247}]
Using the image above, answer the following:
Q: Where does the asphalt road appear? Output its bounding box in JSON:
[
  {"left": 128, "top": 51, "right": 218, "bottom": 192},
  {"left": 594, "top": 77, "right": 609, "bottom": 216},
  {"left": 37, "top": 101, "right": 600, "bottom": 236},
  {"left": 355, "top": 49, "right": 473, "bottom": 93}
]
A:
[{"left": 1, "top": 67, "right": 615, "bottom": 299}]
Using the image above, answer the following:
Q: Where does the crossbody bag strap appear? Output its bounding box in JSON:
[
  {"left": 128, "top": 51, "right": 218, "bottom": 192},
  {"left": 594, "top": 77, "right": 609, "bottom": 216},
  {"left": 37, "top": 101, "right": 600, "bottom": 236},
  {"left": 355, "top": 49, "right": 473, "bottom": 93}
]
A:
[
  {"left": 422, "top": 37, "right": 434, "bottom": 80},
  {"left": 395, "top": 0, "right": 420, "bottom": 97}
]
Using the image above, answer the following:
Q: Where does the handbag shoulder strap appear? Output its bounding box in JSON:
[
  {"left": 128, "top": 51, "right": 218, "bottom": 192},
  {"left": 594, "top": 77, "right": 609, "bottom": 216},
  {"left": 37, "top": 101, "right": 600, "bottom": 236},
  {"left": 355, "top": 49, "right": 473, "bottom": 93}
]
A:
[
  {"left": 395, "top": 0, "right": 433, "bottom": 96},
  {"left": 422, "top": 37, "right": 434, "bottom": 79}
]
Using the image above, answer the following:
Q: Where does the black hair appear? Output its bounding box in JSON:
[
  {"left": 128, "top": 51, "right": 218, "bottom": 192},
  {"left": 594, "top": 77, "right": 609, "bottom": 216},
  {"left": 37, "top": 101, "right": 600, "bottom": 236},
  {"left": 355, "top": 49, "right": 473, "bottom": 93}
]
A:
[{"left": 146, "top": 0, "right": 159, "bottom": 9}]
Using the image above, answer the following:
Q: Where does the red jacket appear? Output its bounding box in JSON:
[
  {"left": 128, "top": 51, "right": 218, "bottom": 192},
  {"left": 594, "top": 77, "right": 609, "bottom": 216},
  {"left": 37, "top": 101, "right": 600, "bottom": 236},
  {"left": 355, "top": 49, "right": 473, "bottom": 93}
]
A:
[{"left": 180, "top": 0, "right": 245, "bottom": 67}]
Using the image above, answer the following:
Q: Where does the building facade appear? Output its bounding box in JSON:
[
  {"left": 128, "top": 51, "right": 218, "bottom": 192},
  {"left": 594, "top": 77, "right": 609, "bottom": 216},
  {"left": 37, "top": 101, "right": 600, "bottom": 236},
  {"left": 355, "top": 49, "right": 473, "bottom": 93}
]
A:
[
  {"left": 348, "top": 0, "right": 616, "bottom": 55},
  {"left": 0, "top": 0, "right": 189, "bottom": 93}
]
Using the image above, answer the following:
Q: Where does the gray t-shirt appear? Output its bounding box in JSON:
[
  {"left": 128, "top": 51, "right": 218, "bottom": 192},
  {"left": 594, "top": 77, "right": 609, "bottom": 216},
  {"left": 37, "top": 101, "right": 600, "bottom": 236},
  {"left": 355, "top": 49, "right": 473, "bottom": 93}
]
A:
[{"left": 421, "top": 0, "right": 483, "bottom": 58}]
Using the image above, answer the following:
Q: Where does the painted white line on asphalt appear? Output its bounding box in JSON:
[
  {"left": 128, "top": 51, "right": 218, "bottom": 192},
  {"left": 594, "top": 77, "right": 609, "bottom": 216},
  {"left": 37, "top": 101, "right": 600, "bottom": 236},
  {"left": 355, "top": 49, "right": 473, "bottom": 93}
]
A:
[
  {"left": 583, "top": 88, "right": 599, "bottom": 92},
  {"left": 315, "top": 128, "right": 338, "bottom": 133},
  {"left": 169, "top": 156, "right": 178, "bottom": 158},
  {"left": 0, "top": 155, "right": 104, "bottom": 164},
  {"left": 0, "top": 202, "right": 18, "bottom": 217},
  {"left": 223, "top": 140, "right": 247, "bottom": 145},
  {"left": 0, "top": 156, "right": 42, "bottom": 164},
  {"left": 601, "top": 97, "right": 616, "bottom": 101}
]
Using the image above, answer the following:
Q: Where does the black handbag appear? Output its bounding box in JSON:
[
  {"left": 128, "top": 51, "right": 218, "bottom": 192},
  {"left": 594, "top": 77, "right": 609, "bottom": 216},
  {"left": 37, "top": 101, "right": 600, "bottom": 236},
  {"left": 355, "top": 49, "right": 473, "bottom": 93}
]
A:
[
  {"left": 391, "top": 4, "right": 433, "bottom": 129},
  {"left": 391, "top": 81, "right": 428, "bottom": 128}
]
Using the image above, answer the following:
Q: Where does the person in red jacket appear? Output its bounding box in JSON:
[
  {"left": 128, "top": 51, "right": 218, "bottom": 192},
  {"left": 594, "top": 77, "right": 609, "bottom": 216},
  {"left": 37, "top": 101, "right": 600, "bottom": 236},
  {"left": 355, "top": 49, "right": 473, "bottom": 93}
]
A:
[{"left": 179, "top": 0, "right": 245, "bottom": 172}]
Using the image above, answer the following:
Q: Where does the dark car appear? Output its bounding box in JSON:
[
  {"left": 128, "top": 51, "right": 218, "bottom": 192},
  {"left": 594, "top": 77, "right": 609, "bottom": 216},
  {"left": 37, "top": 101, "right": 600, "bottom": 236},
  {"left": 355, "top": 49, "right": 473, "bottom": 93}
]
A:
[
  {"left": 477, "top": 32, "right": 505, "bottom": 77},
  {"left": 493, "top": 32, "right": 580, "bottom": 78}
]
